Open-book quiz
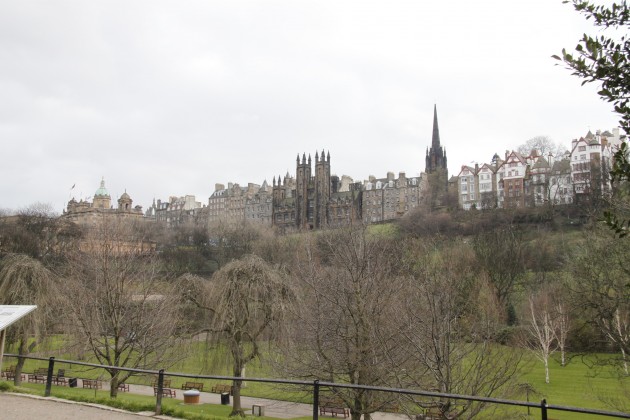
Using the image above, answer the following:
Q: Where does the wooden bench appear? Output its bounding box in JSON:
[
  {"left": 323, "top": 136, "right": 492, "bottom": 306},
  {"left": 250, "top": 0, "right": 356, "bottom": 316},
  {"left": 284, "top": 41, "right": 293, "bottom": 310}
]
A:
[
  {"left": 28, "top": 368, "right": 48, "bottom": 384},
  {"left": 82, "top": 379, "right": 103, "bottom": 389},
  {"left": 117, "top": 382, "right": 130, "bottom": 392},
  {"left": 2, "top": 366, "right": 25, "bottom": 382},
  {"left": 182, "top": 381, "right": 204, "bottom": 391},
  {"left": 420, "top": 406, "right": 456, "bottom": 420},
  {"left": 154, "top": 387, "right": 176, "bottom": 398},
  {"left": 319, "top": 396, "right": 349, "bottom": 418},
  {"left": 52, "top": 369, "right": 68, "bottom": 386},
  {"left": 211, "top": 383, "right": 234, "bottom": 395},
  {"left": 152, "top": 378, "right": 172, "bottom": 388}
]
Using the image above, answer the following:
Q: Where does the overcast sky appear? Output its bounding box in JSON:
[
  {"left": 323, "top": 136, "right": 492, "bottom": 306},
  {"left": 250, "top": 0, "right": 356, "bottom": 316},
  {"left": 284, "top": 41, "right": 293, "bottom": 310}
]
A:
[{"left": 0, "top": 0, "right": 620, "bottom": 213}]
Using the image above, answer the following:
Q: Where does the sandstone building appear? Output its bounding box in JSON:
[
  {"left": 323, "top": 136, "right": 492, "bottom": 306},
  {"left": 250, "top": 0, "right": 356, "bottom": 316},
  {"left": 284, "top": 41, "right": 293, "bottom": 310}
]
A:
[{"left": 63, "top": 178, "right": 146, "bottom": 225}]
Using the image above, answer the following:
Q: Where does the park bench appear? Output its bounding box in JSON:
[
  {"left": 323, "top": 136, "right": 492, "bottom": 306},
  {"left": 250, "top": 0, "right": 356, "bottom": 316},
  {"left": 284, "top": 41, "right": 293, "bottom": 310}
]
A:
[
  {"left": 82, "top": 378, "right": 103, "bottom": 389},
  {"left": 211, "top": 383, "right": 234, "bottom": 395},
  {"left": 117, "top": 382, "right": 130, "bottom": 392},
  {"left": 154, "top": 387, "right": 177, "bottom": 398},
  {"left": 319, "top": 396, "right": 349, "bottom": 418},
  {"left": 182, "top": 381, "right": 204, "bottom": 391},
  {"left": 28, "top": 368, "right": 48, "bottom": 384},
  {"left": 51, "top": 369, "right": 68, "bottom": 386},
  {"left": 2, "top": 365, "right": 25, "bottom": 382},
  {"left": 152, "top": 378, "right": 172, "bottom": 388},
  {"left": 418, "top": 406, "right": 457, "bottom": 420},
  {"left": 152, "top": 378, "right": 175, "bottom": 397}
]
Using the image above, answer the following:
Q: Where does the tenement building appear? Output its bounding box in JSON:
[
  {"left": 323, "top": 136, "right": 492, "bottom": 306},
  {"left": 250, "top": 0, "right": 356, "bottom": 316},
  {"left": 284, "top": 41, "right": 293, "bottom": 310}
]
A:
[
  {"left": 145, "top": 195, "right": 202, "bottom": 228},
  {"left": 456, "top": 128, "right": 625, "bottom": 210},
  {"left": 149, "top": 106, "right": 448, "bottom": 231}
]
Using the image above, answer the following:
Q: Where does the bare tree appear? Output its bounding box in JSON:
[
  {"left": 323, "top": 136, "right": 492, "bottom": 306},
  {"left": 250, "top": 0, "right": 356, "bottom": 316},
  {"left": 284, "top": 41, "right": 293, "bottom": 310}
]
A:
[
  {"left": 517, "top": 136, "right": 565, "bottom": 158},
  {"left": 400, "top": 239, "right": 522, "bottom": 419},
  {"left": 207, "top": 221, "right": 263, "bottom": 269},
  {"left": 554, "top": 300, "right": 570, "bottom": 368},
  {"left": 473, "top": 225, "right": 527, "bottom": 324},
  {"left": 283, "top": 226, "right": 409, "bottom": 420},
  {"left": 60, "top": 218, "right": 182, "bottom": 397},
  {"left": 185, "top": 254, "right": 291, "bottom": 417},
  {"left": 0, "top": 203, "right": 81, "bottom": 261},
  {"left": 524, "top": 290, "right": 559, "bottom": 384},
  {"left": 0, "top": 253, "right": 58, "bottom": 385},
  {"left": 570, "top": 227, "right": 630, "bottom": 372}
]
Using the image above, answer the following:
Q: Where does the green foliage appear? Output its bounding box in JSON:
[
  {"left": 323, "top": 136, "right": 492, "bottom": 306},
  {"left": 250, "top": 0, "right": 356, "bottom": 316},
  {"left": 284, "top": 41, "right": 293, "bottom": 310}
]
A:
[
  {"left": 554, "top": 1, "right": 629, "bottom": 133},
  {"left": 0, "top": 381, "right": 14, "bottom": 392},
  {"left": 555, "top": 1, "right": 630, "bottom": 236},
  {"left": 605, "top": 141, "right": 630, "bottom": 237}
]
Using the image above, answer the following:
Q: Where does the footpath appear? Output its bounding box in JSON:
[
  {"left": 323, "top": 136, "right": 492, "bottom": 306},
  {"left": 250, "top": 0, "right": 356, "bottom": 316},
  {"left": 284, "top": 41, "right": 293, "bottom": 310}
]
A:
[{"left": 0, "top": 383, "right": 407, "bottom": 420}]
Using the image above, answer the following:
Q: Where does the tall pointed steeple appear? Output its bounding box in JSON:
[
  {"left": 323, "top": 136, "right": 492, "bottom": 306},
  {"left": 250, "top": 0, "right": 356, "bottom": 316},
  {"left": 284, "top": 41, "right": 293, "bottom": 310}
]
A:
[
  {"left": 425, "top": 105, "right": 448, "bottom": 176},
  {"left": 432, "top": 104, "right": 441, "bottom": 149}
]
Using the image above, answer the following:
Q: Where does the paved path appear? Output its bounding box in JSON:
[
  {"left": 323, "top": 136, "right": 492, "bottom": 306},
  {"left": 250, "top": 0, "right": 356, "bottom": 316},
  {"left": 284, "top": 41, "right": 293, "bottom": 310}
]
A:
[
  {"left": 129, "top": 382, "right": 315, "bottom": 418},
  {"left": 127, "top": 383, "right": 404, "bottom": 419},
  {"left": 0, "top": 393, "right": 172, "bottom": 420},
  {"left": 0, "top": 382, "right": 407, "bottom": 419}
]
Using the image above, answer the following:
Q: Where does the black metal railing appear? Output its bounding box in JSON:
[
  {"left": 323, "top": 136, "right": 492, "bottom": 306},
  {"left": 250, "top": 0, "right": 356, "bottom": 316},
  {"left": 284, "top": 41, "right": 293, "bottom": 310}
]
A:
[{"left": 3, "top": 353, "right": 630, "bottom": 419}]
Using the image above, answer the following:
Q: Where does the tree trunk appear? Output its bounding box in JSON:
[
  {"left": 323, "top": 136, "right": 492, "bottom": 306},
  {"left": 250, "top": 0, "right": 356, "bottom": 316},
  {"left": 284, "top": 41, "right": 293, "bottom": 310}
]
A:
[
  {"left": 109, "top": 373, "right": 119, "bottom": 398},
  {"left": 544, "top": 357, "right": 550, "bottom": 384},
  {"left": 14, "top": 340, "right": 27, "bottom": 386},
  {"left": 230, "top": 363, "right": 244, "bottom": 417}
]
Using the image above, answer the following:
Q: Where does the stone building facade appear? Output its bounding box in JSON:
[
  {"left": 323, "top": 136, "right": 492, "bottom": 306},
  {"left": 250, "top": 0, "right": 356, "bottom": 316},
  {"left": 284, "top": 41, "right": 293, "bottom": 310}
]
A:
[
  {"left": 146, "top": 106, "right": 447, "bottom": 231},
  {"left": 271, "top": 151, "right": 362, "bottom": 231},
  {"left": 455, "top": 128, "right": 624, "bottom": 210},
  {"left": 192, "top": 106, "right": 447, "bottom": 231},
  {"left": 145, "top": 195, "right": 202, "bottom": 228},
  {"left": 63, "top": 178, "right": 146, "bottom": 226}
]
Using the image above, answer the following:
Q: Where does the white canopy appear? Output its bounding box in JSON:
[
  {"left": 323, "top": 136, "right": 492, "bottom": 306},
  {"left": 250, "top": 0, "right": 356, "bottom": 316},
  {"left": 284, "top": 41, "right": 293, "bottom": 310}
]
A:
[{"left": 0, "top": 305, "right": 37, "bottom": 331}]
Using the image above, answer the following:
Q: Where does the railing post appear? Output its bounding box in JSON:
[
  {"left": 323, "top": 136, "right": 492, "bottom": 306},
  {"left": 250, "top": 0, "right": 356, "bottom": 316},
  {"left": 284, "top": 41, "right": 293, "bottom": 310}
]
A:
[
  {"left": 313, "top": 380, "right": 320, "bottom": 420},
  {"left": 44, "top": 357, "right": 55, "bottom": 397},
  {"left": 155, "top": 369, "right": 164, "bottom": 415},
  {"left": 540, "top": 398, "right": 548, "bottom": 420}
]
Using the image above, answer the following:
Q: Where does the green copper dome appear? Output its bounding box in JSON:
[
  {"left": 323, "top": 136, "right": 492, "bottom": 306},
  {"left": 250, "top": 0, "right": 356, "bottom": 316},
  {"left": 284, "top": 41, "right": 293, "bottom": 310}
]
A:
[{"left": 95, "top": 178, "right": 110, "bottom": 197}]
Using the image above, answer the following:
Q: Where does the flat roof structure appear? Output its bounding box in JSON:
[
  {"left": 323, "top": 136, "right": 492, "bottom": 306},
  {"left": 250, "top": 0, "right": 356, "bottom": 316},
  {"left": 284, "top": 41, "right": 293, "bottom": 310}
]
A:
[
  {"left": 0, "top": 305, "right": 37, "bottom": 373},
  {"left": 0, "top": 305, "right": 37, "bottom": 331}
]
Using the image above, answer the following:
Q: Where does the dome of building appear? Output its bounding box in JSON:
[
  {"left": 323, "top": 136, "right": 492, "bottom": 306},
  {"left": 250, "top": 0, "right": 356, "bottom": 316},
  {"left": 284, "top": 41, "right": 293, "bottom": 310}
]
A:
[
  {"left": 95, "top": 178, "right": 110, "bottom": 197},
  {"left": 120, "top": 191, "right": 131, "bottom": 200}
]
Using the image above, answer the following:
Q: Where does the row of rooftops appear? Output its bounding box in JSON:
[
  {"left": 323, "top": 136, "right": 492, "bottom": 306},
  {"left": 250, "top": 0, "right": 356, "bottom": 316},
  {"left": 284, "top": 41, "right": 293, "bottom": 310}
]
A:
[{"left": 455, "top": 129, "right": 625, "bottom": 179}]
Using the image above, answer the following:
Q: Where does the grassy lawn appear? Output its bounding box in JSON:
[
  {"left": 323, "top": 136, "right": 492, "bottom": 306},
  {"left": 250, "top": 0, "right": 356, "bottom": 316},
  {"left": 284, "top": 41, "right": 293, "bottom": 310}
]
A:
[
  {"left": 4, "top": 339, "right": 630, "bottom": 419},
  {"left": 515, "top": 353, "right": 629, "bottom": 419},
  {"left": 0, "top": 381, "right": 290, "bottom": 420}
]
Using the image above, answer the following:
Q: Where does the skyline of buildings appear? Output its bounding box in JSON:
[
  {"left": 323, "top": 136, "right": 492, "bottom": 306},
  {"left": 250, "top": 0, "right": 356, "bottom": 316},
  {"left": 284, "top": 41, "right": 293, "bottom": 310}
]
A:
[{"left": 62, "top": 107, "right": 626, "bottom": 231}]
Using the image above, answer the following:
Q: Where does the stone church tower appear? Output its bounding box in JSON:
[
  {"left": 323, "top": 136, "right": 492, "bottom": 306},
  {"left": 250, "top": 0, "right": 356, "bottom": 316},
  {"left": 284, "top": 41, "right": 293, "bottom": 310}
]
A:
[
  {"left": 425, "top": 105, "right": 448, "bottom": 175},
  {"left": 295, "top": 153, "right": 311, "bottom": 229},
  {"left": 314, "top": 150, "right": 331, "bottom": 228},
  {"left": 294, "top": 150, "right": 332, "bottom": 229}
]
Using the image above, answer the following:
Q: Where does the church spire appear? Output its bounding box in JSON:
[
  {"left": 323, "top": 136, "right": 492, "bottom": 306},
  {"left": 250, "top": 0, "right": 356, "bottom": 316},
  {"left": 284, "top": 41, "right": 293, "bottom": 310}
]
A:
[
  {"left": 425, "top": 105, "right": 447, "bottom": 176},
  {"left": 432, "top": 104, "right": 440, "bottom": 149}
]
